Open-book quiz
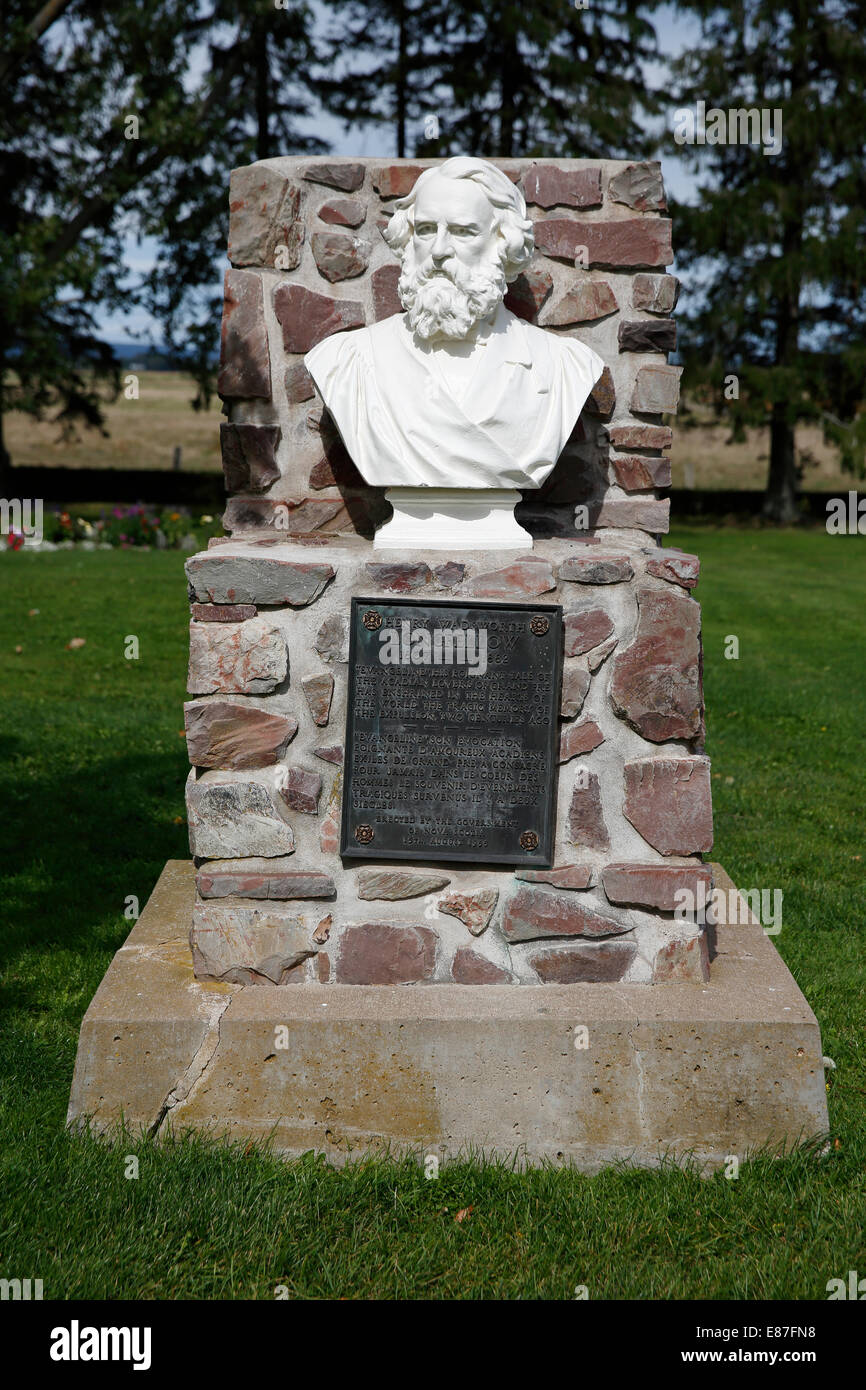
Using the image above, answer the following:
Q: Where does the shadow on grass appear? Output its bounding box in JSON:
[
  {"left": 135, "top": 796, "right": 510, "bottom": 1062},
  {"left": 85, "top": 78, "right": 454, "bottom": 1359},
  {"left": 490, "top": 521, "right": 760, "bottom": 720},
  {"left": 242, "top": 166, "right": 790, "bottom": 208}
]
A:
[{"left": 0, "top": 745, "right": 190, "bottom": 982}]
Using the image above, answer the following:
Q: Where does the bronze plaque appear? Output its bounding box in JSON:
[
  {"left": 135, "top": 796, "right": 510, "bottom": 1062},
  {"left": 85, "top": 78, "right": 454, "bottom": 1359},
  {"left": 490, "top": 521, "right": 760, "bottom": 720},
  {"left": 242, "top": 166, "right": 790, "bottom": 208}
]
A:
[{"left": 341, "top": 598, "right": 562, "bottom": 865}]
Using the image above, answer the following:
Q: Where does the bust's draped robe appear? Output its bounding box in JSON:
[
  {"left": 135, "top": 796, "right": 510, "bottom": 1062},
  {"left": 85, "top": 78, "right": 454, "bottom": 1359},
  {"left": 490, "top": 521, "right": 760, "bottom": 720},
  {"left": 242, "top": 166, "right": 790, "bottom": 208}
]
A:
[{"left": 305, "top": 304, "right": 605, "bottom": 491}]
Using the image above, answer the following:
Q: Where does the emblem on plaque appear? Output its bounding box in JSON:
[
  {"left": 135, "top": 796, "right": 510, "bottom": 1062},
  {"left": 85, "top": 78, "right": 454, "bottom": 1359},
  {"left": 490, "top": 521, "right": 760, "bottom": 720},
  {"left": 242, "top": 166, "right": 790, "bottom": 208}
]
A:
[
  {"left": 519, "top": 830, "right": 540, "bottom": 851},
  {"left": 354, "top": 824, "right": 375, "bottom": 844}
]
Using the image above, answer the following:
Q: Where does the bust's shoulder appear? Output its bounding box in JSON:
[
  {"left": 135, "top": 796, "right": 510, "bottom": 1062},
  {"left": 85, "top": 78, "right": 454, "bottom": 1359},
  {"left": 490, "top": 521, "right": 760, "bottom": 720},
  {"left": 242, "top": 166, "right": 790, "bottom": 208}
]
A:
[
  {"left": 307, "top": 312, "right": 407, "bottom": 371},
  {"left": 509, "top": 312, "right": 605, "bottom": 382}
]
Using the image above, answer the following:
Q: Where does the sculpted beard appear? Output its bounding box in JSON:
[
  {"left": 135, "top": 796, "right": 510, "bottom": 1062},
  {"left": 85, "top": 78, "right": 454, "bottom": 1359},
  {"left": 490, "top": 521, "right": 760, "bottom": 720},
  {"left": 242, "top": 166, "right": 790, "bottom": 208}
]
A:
[{"left": 398, "top": 241, "right": 507, "bottom": 341}]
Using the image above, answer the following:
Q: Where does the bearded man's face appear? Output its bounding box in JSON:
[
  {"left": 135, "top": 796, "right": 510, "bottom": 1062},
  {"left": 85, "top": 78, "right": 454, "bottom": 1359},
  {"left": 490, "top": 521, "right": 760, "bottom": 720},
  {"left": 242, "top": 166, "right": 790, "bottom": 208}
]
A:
[{"left": 398, "top": 175, "right": 507, "bottom": 341}]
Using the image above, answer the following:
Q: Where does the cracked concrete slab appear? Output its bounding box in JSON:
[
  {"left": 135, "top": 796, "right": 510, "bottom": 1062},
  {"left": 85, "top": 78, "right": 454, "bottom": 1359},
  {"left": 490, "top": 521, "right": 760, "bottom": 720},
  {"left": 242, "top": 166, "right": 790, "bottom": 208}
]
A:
[{"left": 67, "top": 861, "right": 830, "bottom": 1169}]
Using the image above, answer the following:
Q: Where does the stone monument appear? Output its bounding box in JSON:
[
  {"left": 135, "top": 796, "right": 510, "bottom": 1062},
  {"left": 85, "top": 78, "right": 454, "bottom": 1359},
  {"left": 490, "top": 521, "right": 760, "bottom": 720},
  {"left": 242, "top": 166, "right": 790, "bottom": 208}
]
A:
[{"left": 68, "top": 156, "right": 829, "bottom": 1168}]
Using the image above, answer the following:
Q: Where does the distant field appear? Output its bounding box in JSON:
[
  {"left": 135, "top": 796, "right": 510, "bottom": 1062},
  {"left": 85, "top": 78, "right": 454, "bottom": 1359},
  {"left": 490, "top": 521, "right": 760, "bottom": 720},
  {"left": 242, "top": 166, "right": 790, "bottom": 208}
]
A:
[
  {"left": 5, "top": 372, "right": 222, "bottom": 474},
  {"left": 670, "top": 405, "right": 848, "bottom": 494},
  {"left": 5, "top": 371, "right": 853, "bottom": 492}
]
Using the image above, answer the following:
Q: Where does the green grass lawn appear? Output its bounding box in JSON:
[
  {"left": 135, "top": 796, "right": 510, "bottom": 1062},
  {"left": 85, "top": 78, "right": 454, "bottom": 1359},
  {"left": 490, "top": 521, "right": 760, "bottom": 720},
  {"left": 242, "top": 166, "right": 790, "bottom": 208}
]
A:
[{"left": 0, "top": 528, "right": 863, "bottom": 1300}]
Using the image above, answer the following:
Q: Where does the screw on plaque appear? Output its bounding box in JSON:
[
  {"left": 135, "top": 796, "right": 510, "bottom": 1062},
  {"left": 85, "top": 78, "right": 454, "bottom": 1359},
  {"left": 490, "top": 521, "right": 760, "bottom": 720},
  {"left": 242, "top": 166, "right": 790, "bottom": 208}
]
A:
[
  {"left": 530, "top": 615, "right": 549, "bottom": 635},
  {"left": 355, "top": 824, "right": 374, "bottom": 844},
  {"left": 363, "top": 610, "right": 383, "bottom": 630},
  {"left": 519, "top": 830, "right": 540, "bottom": 851}
]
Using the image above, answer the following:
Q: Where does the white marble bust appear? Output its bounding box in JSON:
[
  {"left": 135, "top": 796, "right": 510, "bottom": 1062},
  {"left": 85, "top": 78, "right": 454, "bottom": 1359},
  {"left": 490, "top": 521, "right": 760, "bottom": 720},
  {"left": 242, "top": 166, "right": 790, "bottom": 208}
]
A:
[{"left": 304, "top": 157, "right": 605, "bottom": 548}]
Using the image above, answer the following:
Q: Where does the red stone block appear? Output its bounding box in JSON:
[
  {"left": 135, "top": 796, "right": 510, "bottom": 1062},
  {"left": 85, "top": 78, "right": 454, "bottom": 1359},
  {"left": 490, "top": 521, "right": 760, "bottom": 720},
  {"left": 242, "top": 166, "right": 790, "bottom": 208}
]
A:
[
  {"left": 185, "top": 699, "right": 297, "bottom": 769},
  {"left": 587, "top": 636, "right": 618, "bottom": 672},
  {"left": 630, "top": 363, "right": 682, "bottom": 414},
  {"left": 503, "top": 266, "right": 554, "bottom": 322},
  {"left": 438, "top": 890, "right": 498, "bottom": 936},
  {"left": 336, "top": 923, "right": 437, "bottom": 984},
  {"left": 602, "top": 863, "right": 713, "bottom": 911},
  {"left": 318, "top": 198, "right": 366, "bottom": 227},
  {"left": 228, "top": 165, "right": 302, "bottom": 268},
  {"left": 529, "top": 940, "right": 636, "bottom": 983},
  {"left": 285, "top": 363, "right": 316, "bottom": 404},
  {"left": 607, "top": 424, "right": 672, "bottom": 450},
  {"left": 187, "top": 618, "right": 287, "bottom": 696},
  {"left": 273, "top": 284, "right": 365, "bottom": 354},
  {"left": 610, "top": 586, "right": 703, "bottom": 742},
  {"left": 515, "top": 864, "right": 593, "bottom": 890},
  {"left": 191, "top": 604, "right": 257, "bottom": 622},
  {"left": 568, "top": 772, "right": 610, "bottom": 851},
  {"left": 503, "top": 884, "right": 626, "bottom": 942},
  {"left": 301, "top": 672, "right": 334, "bottom": 727},
  {"left": 281, "top": 767, "right": 322, "bottom": 815},
  {"left": 540, "top": 281, "right": 618, "bottom": 327},
  {"left": 433, "top": 562, "right": 465, "bottom": 589},
  {"left": 308, "top": 437, "right": 365, "bottom": 490},
  {"left": 559, "top": 720, "right": 605, "bottom": 764},
  {"left": 451, "top": 948, "right": 512, "bottom": 984},
  {"left": 610, "top": 454, "right": 672, "bottom": 491},
  {"left": 583, "top": 365, "right": 616, "bottom": 418},
  {"left": 618, "top": 319, "right": 677, "bottom": 354},
  {"left": 521, "top": 165, "right": 602, "bottom": 209},
  {"left": 652, "top": 934, "right": 710, "bottom": 983},
  {"left": 365, "top": 561, "right": 433, "bottom": 592},
  {"left": 313, "top": 744, "right": 343, "bottom": 765},
  {"left": 558, "top": 553, "right": 634, "bottom": 584},
  {"left": 466, "top": 558, "right": 556, "bottom": 599},
  {"left": 319, "top": 804, "right": 340, "bottom": 854},
  {"left": 563, "top": 606, "right": 614, "bottom": 656},
  {"left": 623, "top": 756, "right": 713, "bottom": 855},
  {"left": 585, "top": 498, "right": 670, "bottom": 533},
  {"left": 534, "top": 218, "right": 672, "bottom": 269},
  {"left": 633, "top": 273, "right": 680, "bottom": 314},
  {"left": 218, "top": 269, "right": 271, "bottom": 400},
  {"left": 222, "top": 497, "right": 348, "bottom": 535},
  {"left": 195, "top": 860, "right": 335, "bottom": 900},
  {"left": 311, "top": 231, "right": 371, "bottom": 283},
  {"left": 560, "top": 665, "right": 591, "bottom": 718},
  {"left": 373, "top": 164, "right": 425, "bottom": 198},
  {"left": 371, "top": 263, "right": 403, "bottom": 320},
  {"left": 303, "top": 162, "right": 366, "bottom": 192},
  {"left": 645, "top": 550, "right": 700, "bottom": 589},
  {"left": 220, "top": 423, "right": 281, "bottom": 494}
]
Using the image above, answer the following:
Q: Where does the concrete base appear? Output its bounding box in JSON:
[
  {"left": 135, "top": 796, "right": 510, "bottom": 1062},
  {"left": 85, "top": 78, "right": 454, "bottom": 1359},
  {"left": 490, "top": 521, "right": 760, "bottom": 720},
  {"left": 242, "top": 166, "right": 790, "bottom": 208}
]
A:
[{"left": 67, "top": 861, "right": 829, "bottom": 1170}]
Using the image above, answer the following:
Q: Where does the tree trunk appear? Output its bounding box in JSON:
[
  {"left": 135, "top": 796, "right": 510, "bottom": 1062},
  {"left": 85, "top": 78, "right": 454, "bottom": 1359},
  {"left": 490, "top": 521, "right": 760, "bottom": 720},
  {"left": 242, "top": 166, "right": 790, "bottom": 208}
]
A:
[
  {"left": 396, "top": 0, "right": 407, "bottom": 158},
  {"left": 765, "top": 404, "right": 798, "bottom": 523},
  {"left": 255, "top": 29, "right": 271, "bottom": 161},
  {"left": 0, "top": 353, "right": 11, "bottom": 496},
  {"left": 497, "top": 11, "right": 520, "bottom": 157},
  {"left": 763, "top": 25, "right": 806, "bottom": 524},
  {"left": 763, "top": 219, "right": 802, "bottom": 522}
]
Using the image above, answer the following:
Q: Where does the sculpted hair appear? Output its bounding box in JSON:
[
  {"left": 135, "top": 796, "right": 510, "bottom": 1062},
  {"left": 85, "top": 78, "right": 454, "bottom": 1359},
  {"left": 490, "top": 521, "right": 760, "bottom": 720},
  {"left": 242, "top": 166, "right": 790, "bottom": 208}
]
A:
[{"left": 383, "top": 157, "right": 534, "bottom": 282}]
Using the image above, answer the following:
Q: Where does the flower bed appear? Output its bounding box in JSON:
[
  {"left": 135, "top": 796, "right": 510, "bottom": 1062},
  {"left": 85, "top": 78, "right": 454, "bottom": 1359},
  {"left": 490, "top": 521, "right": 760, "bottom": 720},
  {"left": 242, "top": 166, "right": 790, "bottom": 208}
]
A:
[{"left": 5, "top": 505, "right": 222, "bottom": 551}]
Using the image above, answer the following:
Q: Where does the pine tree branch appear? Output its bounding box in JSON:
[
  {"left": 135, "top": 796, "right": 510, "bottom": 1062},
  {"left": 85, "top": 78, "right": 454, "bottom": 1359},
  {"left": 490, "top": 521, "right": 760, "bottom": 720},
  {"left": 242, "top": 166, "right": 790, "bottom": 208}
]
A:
[
  {"left": 0, "top": 0, "right": 74, "bottom": 84},
  {"left": 35, "top": 35, "right": 249, "bottom": 275}
]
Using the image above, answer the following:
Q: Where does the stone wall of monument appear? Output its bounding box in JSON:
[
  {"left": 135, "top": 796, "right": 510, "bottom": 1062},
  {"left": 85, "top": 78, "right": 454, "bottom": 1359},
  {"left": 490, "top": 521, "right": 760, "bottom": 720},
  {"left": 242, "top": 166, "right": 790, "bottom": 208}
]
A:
[
  {"left": 217, "top": 155, "right": 680, "bottom": 540},
  {"left": 184, "top": 538, "right": 713, "bottom": 988},
  {"left": 181, "top": 156, "right": 713, "bottom": 989}
]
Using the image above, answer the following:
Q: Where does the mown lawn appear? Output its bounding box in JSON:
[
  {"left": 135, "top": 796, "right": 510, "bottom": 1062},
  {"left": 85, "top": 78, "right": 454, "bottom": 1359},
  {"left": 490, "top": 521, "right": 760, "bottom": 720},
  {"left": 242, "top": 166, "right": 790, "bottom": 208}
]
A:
[{"left": 0, "top": 527, "right": 863, "bottom": 1300}]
